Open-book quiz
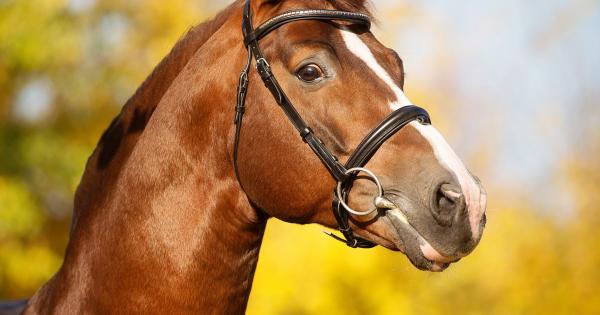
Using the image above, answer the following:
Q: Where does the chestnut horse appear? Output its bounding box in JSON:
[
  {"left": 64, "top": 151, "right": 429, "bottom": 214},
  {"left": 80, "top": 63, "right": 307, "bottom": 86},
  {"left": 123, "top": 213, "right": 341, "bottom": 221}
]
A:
[{"left": 14, "top": 0, "right": 486, "bottom": 314}]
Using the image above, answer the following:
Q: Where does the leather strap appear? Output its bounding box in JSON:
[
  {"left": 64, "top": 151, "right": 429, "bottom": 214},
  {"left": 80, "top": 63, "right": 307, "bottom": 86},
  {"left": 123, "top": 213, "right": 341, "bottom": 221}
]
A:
[
  {"left": 333, "top": 106, "right": 431, "bottom": 248},
  {"left": 346, "top": 106, "right": 431, "bottom": 168}
]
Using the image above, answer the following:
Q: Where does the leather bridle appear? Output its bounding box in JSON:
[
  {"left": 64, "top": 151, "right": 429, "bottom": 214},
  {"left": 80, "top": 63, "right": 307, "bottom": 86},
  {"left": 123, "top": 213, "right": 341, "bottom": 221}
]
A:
[{"left": 233, "top": 0, "right": 431, "bottom": 248}]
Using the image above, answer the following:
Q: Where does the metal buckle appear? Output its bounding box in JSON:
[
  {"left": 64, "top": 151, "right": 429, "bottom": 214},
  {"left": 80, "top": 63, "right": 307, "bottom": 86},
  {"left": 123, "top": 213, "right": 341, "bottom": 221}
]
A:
[
  {"left": 238, "top": 70, "right": 248, "bottom": 87},
  {"left": 256, "top": 57, "right": 270, "bottom": 70},
  {"left": 335, "top": 167, "right": 383, "bottom": 216},
  {"left": 256, "top": 57, "right": 273, "bottom": 81}
]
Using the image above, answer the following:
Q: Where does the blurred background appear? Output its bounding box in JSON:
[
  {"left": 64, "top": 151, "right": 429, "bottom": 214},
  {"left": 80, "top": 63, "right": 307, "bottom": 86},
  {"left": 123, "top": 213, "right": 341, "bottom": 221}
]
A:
[{"left": 0, "top": 0, "right": 599, "bottom": 314}]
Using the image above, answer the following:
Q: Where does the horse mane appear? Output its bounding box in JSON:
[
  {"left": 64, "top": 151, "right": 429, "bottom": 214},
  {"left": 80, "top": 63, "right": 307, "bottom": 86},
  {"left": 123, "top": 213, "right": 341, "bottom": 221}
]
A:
[{"left": 95, "top": 2, "right": 239, "bottom": 170}]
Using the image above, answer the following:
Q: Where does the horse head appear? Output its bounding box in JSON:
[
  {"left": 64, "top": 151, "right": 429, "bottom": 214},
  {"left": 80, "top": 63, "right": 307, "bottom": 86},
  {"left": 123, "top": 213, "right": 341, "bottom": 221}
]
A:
[{"left": 235, "top": 0, "right": 487, "bottom": 272}]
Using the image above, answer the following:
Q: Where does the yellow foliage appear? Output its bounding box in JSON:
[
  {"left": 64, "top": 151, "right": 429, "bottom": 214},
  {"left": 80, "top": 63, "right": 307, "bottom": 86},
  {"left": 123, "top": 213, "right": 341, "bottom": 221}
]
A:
[
  {"left": 248, "top": 205, "right": 600, "bottom": 315},
  {"left": 0, "top": 177, "right": 42, "bottom": 239},
  {"left": 0, "top": 242, "right": 61, "bottom": 298},
  {"left": 0, "top": 177, "right": 62, "bottom": 297}
]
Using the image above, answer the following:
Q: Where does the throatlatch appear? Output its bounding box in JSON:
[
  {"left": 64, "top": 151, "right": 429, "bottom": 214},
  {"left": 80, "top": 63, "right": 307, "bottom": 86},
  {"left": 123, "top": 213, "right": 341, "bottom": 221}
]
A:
[{"left": 233, "top": 0, "right": 431, "bottom": 248}]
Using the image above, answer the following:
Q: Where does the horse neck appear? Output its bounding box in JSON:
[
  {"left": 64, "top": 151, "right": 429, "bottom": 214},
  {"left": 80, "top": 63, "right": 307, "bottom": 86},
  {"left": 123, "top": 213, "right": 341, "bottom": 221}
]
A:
[{"left": 28, "top": 3, "right": 268, "bottom": 314}]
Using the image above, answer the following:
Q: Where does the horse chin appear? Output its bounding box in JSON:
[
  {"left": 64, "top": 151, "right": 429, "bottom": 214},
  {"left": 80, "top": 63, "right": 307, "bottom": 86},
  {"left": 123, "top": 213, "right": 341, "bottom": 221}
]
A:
[{"left": 384, "top": 209, "right": 454, "bottom": 272}]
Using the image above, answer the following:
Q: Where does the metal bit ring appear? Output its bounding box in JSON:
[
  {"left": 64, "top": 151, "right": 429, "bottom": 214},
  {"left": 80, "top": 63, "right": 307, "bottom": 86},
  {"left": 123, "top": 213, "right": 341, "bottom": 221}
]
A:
[{"left": 336, "top": 167, "right": 383, "bottom": 216}]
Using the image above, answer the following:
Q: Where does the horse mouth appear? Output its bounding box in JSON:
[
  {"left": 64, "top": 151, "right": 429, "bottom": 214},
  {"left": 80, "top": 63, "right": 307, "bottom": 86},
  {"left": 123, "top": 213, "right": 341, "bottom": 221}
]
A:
[{"left": 382, "top": 204, "right": 458, "bottom": 272}]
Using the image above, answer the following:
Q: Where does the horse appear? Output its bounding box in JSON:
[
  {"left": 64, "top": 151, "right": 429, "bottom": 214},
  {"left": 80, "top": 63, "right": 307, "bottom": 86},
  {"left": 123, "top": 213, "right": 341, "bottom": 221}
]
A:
[{"left": 10, "top": 0, "right": 487, "bottom": 313}]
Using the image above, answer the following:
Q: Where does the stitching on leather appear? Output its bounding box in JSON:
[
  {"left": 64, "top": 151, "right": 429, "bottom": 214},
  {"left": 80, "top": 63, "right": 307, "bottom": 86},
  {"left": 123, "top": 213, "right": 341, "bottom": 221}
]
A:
[{"left": 256, "top": 10, "right": 370, "bottom": 34}]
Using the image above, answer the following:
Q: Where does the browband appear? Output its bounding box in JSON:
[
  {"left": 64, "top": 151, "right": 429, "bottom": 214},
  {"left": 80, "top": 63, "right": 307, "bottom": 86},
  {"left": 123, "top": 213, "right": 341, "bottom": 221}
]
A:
[
  {"left": 234, "top": 0, "right": 431, "bottom": 248},
  {"left": 244, "top": 9, "right": 371, "bottom": 46}
]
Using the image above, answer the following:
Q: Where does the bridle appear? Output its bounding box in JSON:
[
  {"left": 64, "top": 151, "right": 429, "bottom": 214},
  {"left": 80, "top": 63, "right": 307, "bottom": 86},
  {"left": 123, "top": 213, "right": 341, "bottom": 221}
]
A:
[{"left": 233, "top": 0, "right": 431, "bottom": 248}]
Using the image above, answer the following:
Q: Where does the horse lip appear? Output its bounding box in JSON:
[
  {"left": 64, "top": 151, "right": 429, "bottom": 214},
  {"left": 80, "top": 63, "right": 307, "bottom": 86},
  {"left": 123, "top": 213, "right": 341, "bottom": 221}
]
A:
[{"left": 381, "top": 201, "right": 453, "bottom": 272}]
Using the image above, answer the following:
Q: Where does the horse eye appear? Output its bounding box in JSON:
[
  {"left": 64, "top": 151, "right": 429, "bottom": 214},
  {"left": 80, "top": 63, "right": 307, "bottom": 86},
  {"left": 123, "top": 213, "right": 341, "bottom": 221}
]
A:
[{"left": 296, "top": 64, "right": 323, "bottom": 82}]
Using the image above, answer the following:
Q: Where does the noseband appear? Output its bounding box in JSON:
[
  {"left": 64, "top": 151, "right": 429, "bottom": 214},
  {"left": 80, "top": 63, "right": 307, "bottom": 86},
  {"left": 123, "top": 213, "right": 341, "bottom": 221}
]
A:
[{"left": 233, "top": 0, "right": 431, "bottom": 248}]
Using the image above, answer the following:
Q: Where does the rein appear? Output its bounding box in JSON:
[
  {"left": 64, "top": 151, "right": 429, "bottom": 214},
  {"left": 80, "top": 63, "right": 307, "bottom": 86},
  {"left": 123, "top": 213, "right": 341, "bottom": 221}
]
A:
[{"left": 233, "top": 0, "right": 431, "bottom": 248}]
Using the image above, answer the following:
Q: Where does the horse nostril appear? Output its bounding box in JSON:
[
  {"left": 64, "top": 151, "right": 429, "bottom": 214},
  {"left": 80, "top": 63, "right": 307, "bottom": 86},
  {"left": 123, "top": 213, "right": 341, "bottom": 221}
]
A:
[
  {"left": 431, "top": 183, "right": 466, "bottom": 227},
  {"left": 439, "top": 184, "right": 463, "bottom": 206}
]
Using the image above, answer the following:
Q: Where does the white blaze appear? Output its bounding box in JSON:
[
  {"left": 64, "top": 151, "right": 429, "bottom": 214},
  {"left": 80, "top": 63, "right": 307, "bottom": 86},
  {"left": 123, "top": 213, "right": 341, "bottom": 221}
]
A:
[
  {"left": 341, "top": 30, "right": 485, "bottom": 238},
  {"left": 340, "top": 30, "right": 412, "bottom": 109},
  {"left": 412, "top": 124, "right": 485, "bottom": 239}
]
